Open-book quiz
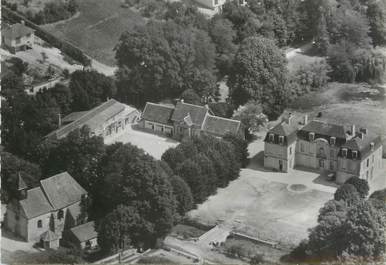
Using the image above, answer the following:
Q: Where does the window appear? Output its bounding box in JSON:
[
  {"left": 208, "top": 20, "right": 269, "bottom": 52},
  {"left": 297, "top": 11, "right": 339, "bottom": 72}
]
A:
[
  {"left": 330, "top": 137, "right": 336, "bottom": 145},
  {"left": 309, "top": 132, "right": 315, "bottom": 142},
  {"left": 289, "top": 147, "right": 292, "bottom": 155},
  {"left": 37, "top": 220, "right": 42, "bottom": 228},
  {"left": 366, "top": 171, "right": 369, "bottom": 180},
  {"left": 57, "top": 209, "right": 64, "bottom": 220},
  {"left": 330, "top": 150, "right": 334, "bottom": 159},
  {"left": 279, "top": 136, "right": 284, "bottom": 145},
  {"left": 367, "top": 158, "right": 370, "bottom": 167},
  {"left": 269, "top": 133, "right": 274, "bottom": 142},
  {"left": 352, "top": 151, "right": 357, "bottom": 159},
  {"left": 300, "top": 143, "right": 304, "bottom": 152},
  {"left": 342, "top": 148, "right": 347, "bottom": 158}
]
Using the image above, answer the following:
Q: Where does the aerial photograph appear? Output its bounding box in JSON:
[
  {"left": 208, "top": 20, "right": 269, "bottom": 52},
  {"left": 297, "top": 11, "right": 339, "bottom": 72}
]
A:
[{"left": 0, "top": 0, "right": 385, "bottom": 264}]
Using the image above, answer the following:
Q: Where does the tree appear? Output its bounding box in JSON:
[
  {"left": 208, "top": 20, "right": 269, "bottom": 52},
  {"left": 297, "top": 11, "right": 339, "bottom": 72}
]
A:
[
  {"left": 180, "top": 89, "right": 201, "bottom": 105},
  {"left": 228, "top": 37, "right": 288, "bottom": 119},
  {"left": 96, "top": 143, "right": 177, "bottom": 248},
  {"left": 208, "top": 102, "right": 234, "bottom": 118},
  {"left": 69, "top": 70, "right": 116, "bottom": 111},
  {"left": 367, "top": 0, "right": 386, "bottom": 46},
  {"left": 250, "top": 253, "right": 265, "bottom": 265},
  {"left": 176, "top": 159, "right": 207, "bottom": 203},
  {"left": 334, "top": 183, "right": 361, "bottom": 206},
  {"left": 369, "top": 188, "right": 386, "bottom": 202},
  {"left": 345, "top": 177, "right": 370, "bottom": 198},
  {"left": 36, "top": 126, "right": 106, "bottom": 194},
  {"left": 342, "top": 200, "right": 385, "bottom": 259},
  {"left": 169, "top": 175, "right": 194, "bottom": 217},
  {"left": 209, "top": 17, "right": 237, "bottom": 76},
  {"left": 232, "top": 101, "right": 267, "bottom": 137},
  {"left": 315, "top": 12, "right": 330, "bottom": 55},
  {"left": 223, "top": 133, "right": 249, "bottom": 167},
  {"left": 1, "top": 152, "right": 41, "bottom": 203},
  {"left": 115, "top": 21, "right": 216, "bottom": 107},
  {"left": 97, "top": 205, "right": 136, "bottom": 254}
]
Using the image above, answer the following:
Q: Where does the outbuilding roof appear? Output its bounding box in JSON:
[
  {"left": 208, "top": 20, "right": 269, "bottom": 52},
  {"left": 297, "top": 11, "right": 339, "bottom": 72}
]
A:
[
  {"left": 202, "top": 114, "right": 241, "bottom": 137},
  {"left": 2, "top": 23, "right": 34, "bottom": 40},
  {"left": 141, "top": 102, "right": 175, "bottom": 125},
  {"left": 47, "top": 99, "right": 137, "bottom": 139},
  {"left": 40, "top": 172, "right": 87, "bottom": 210},
  {"left": 70, "top": 221, "right": 98, "bottom": 242},
  {"left": 19, "top": 187, "right": 53, "bottom": 219},
  {"left": 171, "top": 102, "right": 208, "bottom": 127}
]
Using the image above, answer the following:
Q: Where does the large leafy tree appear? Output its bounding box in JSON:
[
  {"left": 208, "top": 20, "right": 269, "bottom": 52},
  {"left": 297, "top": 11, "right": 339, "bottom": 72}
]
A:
[
  {"left": 228, "top": 36, "right": 288, "bottom": 119},
  {"left": 232, "top": 101, "right": 267, "bottom": 137},
  {"left": 95, "top": 143, "right": 177, "bottom": 247},
  {"left": 345, "top": 177, "right": 370, "bottom": 199},
  {"left": 36, "top": 126, "right": 106, "bottom": 193},
  {"left": 69, "top": 70, "right": 117, "bottom": 111},
  {"left": 1, "top": 152, "right": 42, "bottom": 203},
  {"left": 97, "top": 205, "right": 142, "bottom": 254},
  {"left": 366, "top": 0, "right": 386, "bottom": 47},
  {"left": 168, "top": 175, "right": 194, "bottom": 217},
  {"left": 115, "top": 20, "right": 216, "bottom": 107}
]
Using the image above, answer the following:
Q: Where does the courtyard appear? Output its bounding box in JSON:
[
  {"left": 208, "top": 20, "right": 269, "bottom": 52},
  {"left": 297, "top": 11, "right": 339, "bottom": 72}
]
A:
[{"left": 104, "top": 126, "right": 179, "bottom": 160}]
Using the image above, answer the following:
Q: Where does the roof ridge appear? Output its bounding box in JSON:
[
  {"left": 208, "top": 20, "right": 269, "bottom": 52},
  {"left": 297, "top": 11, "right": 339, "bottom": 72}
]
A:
[
  {"left": 206, "top": 113, "right": 241, "bottom": 124},
  {"left": 179, "top": 101, "right": 207, "bottom": 110},
  {"left": 145, "top": 102, "right": 175, "bottom": 109}
]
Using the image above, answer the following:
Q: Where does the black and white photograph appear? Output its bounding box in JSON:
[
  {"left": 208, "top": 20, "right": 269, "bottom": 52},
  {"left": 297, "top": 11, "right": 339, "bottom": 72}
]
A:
[{"left": 0, "top": 0, "right": 385, "bottom": 264}]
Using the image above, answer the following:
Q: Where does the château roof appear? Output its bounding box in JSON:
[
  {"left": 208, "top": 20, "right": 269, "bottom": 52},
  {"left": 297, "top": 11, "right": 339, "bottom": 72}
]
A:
[{"left": 299, "top": 120, "right": 346, "bottom": 139}]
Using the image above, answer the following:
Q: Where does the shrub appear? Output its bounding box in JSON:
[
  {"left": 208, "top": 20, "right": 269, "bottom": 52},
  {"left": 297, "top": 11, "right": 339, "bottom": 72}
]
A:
[{"left": 345, "top": 177, "right": 370, "bottom": 198}]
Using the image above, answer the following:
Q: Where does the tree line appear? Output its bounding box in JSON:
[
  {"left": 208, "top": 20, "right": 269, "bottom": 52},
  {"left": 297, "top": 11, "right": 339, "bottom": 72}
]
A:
[{"left": 286, "top": 177, "right": 386, "bottom": 263}]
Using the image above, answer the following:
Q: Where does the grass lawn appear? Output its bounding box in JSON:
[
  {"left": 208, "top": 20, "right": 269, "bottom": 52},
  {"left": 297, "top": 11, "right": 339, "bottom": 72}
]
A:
[
  {"left": 188, "top": 175, "right": 332, "bottom": 248},
  {"left": 42, "top": 0, "right": 145, "bottom": 66}
]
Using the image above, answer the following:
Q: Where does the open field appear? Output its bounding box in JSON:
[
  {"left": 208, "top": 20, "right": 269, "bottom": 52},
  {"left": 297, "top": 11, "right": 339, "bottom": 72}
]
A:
[
  {"left": 42, "top": 0, "right": 145, "bottom": 66},
  {"left": 104, "top": 127, "right": 179, "bottom": 160}
]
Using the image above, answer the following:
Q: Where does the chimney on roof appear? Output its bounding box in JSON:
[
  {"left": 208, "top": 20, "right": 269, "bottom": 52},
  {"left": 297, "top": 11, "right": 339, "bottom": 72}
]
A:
[
  {"left": 287, "top": 113, "right": 293, "bottom": 125},
  {"left": 21, "top": 20, "right": 25, "bottom": 25},
  {"left": 58, "top": 113, "right": 62, "bottom": 128},
  {"left": 303, "top": 114, "right": 308, "bottom": 125},
  {"left": 351, "top": 124, "right": 356, "bottom": 137}
]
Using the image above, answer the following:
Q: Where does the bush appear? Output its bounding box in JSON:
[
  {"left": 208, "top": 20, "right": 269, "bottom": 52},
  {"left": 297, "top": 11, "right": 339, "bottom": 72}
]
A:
[
  {"left": 345, "top": 177, "right": 369, "bottom": 198},
  {"left": 250, "top": 253, "right": 265, "bottom": 265}
]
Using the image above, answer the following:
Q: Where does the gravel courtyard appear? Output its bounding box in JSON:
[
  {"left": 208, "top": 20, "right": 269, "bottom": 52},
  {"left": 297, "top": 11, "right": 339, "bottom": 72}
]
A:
[
  {"left": 104, "top": 127, "right": 179, "bottom": 160},
  {"left": 188, "top": 174, "right": 333, "bottom": 247}
]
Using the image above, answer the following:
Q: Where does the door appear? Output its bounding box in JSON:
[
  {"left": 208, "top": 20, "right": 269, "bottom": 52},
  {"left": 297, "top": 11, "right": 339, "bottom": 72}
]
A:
[
  {"left": 319, "top": 159, "right": 324, "bottom": 169},
  {"left": 279, "top": 160, "right": 283, "bottom": 171}
]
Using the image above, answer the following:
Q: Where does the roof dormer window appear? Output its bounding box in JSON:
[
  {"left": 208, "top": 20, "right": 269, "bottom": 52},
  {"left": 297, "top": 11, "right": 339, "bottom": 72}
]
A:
[
  {"left": 330, "top": 137, "right": 336, "bottom": 145},
  {"left": 342, "top": 148, "right": 348, "bottom": 158},
  {"left": 269, "top": 133, "right": 274, "bottom": 142},
  {"left": 309, "top": 132, "right": 315, "bottom": 142},
  {"left": 279, "top": 136, "right": 284, "bottom": 145},
  {"left": 370, "top": 142, "right": 374, "bottom": 151},
  {"left": 352, "top": 151, "right": 358, "bottom": 159}
]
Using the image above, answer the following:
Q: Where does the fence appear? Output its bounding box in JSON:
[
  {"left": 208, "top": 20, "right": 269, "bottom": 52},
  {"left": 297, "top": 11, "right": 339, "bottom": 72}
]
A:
[{"left": 2, "top": 7, "right": 90, "bottom": 66}]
